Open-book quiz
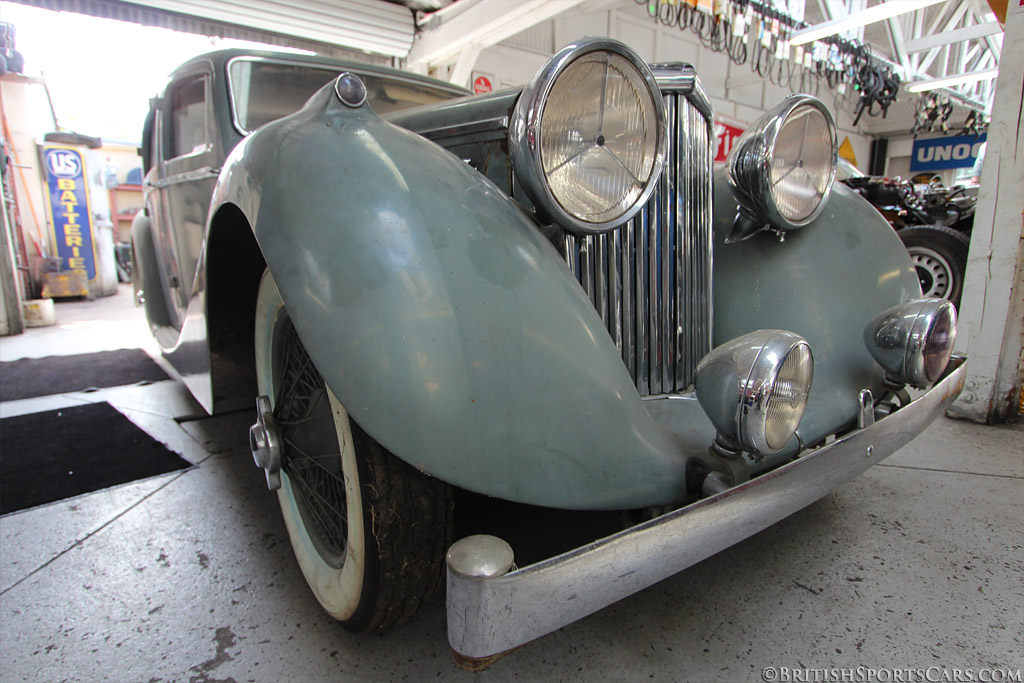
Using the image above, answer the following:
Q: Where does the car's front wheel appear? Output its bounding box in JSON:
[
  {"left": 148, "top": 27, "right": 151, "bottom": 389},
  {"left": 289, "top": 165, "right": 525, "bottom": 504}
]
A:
[{"left": 253, "top": 270, "right": 453, "bottom": 632}]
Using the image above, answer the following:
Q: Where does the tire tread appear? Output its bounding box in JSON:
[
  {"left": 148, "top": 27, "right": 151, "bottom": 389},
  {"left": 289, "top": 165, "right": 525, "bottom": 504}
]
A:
[{"left": 354, "top": 423, "right": 454, "bottom": 632}]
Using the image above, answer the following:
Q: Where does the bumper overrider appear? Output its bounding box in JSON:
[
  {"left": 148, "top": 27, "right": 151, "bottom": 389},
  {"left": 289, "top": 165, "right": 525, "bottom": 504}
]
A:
[{"left": 446, "top": 355, "right": 967, "bottom": 667}]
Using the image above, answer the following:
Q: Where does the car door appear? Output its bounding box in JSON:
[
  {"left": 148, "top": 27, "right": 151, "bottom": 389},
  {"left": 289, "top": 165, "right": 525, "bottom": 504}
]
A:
[{"left": 154, "top": 68, "right": 221, "bottom": 326}]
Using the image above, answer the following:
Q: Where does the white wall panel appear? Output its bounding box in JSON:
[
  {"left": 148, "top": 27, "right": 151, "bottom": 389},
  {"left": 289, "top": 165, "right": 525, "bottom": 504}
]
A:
[
  {"left": 473, "top": 44, "right": 549, "bottom": 88},
  {"left": 612, "top": 16, "right": 657, "bottom": 63},
  {"left": 556, "top": 11, "right": 611, "bottom": 44},
  {"left": 655, "top": 32, "right": 698, "bottom": 66},
  {"left": 502, "top": 23, "right": 554, "bottom": 54}
]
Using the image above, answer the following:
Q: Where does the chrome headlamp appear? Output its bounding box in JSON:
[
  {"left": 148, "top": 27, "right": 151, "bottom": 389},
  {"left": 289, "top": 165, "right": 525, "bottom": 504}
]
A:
[
  {"left": 864, "top": 299, "right": 957, "bottom": 388},
  {"left": 695, "top": 330, "right": 814, "bottom": 458},
  {"left": 726, "top": 95, "right": 838, "bottom": 243},
  {"left": 510, "top": 38, "right": 666, "bottom": 234}
]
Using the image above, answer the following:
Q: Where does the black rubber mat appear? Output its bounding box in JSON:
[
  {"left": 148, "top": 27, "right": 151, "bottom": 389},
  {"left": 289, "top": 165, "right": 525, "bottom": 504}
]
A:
[
  {"left": 0, "top": 402, "right": 191, "bottom": 514},
  {"left": 0, "top": 349, "right": 170, "bottom": 401}
]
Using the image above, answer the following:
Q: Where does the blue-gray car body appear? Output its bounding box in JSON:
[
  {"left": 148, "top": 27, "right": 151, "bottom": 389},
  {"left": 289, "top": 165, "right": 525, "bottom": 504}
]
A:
[{"left": 133, "top": 46, "right": 952, "bottom": 513}]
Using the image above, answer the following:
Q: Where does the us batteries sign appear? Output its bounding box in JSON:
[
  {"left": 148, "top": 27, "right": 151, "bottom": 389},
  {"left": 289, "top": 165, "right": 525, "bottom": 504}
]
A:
[
  {"left": 43, "top": 146, "right": 97, "bottom": 280},
  {"left": 910, "top": 134, "right": 986, "bottom": 172}
]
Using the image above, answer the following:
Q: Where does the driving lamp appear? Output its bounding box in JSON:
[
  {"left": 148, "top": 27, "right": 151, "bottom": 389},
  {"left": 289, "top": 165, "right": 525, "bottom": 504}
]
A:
[
  {"left": 726, "top": 95, "right": 837, "bottom": 243},
  {"left": 864, "top": 299, "right": 957, "bottom": 389},
  {"left": 695, "top": 330, "right": 814, "bottom": 458},
  {"left": 510, "top": 37, "right": 666, "bottom": 234}
]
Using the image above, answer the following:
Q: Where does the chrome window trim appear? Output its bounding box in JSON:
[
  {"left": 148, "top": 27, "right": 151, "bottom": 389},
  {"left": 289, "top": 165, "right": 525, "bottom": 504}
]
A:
[
  {"left": 416, "top": 116, "right": 510, "bottom": 141},
  {"left": 225, "top": 55, "right": 467, "bottom": 136},
  {"left": 166, "top": 72, "right": 213, "bottom": 162},
  {"left": 154, "top": 166, "right": 222, "bottom": 189}
]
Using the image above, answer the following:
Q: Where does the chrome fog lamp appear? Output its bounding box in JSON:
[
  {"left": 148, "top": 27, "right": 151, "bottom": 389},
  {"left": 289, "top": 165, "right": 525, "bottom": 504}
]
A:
[
  {"left": 510, "top": 38, "right": 666, "bottom": 234},
  {"left": 695, "top": 330, "right": 814, "bottom": 457},
  {"left": 725, "top": 95, "right": 837, "bottom": 243},
  {"left": 864, "top": 299, "right": 957, "bottom": 388}
]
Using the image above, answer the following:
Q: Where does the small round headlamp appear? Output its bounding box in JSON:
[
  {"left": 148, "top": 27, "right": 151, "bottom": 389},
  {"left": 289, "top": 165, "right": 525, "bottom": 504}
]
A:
[
  {"left": 695, "top": 330, "right": 814, "bottom": 458},
  {"left": 510, "top": 38, "right": 666, "bottom": 234},
  {"left": 726, "top": 95, "right": 838, "bottom": 243},
  {"left": 864, "top": 298, "right": 957, "bottom": 388}
]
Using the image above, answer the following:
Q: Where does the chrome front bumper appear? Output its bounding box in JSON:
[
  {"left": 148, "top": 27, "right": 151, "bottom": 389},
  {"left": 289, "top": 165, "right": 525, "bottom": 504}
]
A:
[{"left": 446, "top": 356, "right": 967, "bottom": 662}]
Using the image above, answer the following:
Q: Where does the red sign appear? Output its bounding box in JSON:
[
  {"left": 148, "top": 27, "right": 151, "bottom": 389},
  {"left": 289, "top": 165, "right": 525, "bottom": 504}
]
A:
[
  {"left": 714, "top": 121, "right": 745, "bottom": 162},
  {"left": 473, "top": 76, "right": 493, "bottom": 94}
]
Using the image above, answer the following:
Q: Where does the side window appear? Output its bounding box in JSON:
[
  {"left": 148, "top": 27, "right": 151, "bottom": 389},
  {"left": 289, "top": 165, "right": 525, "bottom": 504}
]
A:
[
  {"left": 140, "top": 108, "right": 156, "bottom": 172},
  {"left": 170, "top": 75, "right": 209, "bottom": 158},
  {"left": 149, "top": 111, "right": 160, "bottom": 168}
]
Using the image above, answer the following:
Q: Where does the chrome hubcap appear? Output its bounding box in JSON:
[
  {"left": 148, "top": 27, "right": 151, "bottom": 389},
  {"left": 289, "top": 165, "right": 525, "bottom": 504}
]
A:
[{"left": 250, "top": 394, "right": 283, "bottom": 490}]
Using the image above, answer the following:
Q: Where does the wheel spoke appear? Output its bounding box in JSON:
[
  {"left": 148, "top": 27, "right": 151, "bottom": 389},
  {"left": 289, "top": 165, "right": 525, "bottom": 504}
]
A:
[{"left": 275, "top": 323, "right": 350, "bottom": 563}]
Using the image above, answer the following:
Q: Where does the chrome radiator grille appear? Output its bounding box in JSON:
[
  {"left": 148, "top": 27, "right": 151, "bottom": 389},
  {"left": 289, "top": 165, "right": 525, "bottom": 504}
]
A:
[{"left": 563, "top": 92, "right": 714, "bottom": 396}]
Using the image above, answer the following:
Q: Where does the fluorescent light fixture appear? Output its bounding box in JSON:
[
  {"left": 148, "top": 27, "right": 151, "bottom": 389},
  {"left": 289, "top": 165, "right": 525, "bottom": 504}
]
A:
[
  {"left": 906, "top": 68, "right": 1000, "bottom": 93},
  {"left": 790, "top": 0, "right": 946, "bottom": 46}
]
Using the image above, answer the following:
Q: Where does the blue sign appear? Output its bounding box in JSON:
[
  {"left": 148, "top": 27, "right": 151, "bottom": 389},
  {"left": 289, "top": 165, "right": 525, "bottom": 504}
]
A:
[
  {"left": 910, "top": 134, "right": 987, "bottom": 172},
  {"left": 43, "top": 147, "right": 96, "bottom": 280}
]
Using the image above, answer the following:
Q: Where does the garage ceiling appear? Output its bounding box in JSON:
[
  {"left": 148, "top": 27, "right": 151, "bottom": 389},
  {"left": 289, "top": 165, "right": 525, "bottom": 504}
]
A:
[
  {"left": 8, "top": 0, "right": 1004, "bottom": 133},
  {"left": 10, "top": 0, "right": 415, "bottom": 59}
]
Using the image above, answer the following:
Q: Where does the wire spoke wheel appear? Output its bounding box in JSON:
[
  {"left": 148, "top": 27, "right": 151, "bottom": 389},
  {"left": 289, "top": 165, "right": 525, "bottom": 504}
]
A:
[
  {"left": 254, "top": 270, "right": 454, "bottom": 632},
  {"left": 276, "top": 323, "right": 348, "bottom": 566}
]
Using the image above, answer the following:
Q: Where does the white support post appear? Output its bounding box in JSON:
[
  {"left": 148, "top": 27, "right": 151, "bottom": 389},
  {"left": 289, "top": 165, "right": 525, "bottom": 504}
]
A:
[
  {"left": 448, "top": 44, "right": 483, "bottom": 88},
  {"left": 947, "top": 5, "right": 1024, "bottom": 423}
]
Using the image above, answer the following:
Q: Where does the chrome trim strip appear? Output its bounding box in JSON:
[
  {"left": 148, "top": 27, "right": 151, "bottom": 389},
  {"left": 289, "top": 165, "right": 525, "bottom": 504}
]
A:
[
  {"left": 652, "top": 63, "right": 714, "bottom": 125},
  {"left": 416, "top": 116, "right": 509, "bottom": 141},
  {"left": 154, "top": 166, "right": 221, "bottom": 188},
  {"left": 637, "top": 206, "right": 649, "bottom": 394},
  {"left": 447, "top": 357, "right": 967, "bottom": 659},
  {"left": 661, "top": 93, "right": 675, "bottom": 393}
]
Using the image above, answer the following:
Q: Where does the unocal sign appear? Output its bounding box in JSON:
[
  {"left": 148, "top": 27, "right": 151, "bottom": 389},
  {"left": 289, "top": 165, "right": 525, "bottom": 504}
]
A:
[{"left": 910, "top": 134, "right": 986, "bottom": 172}]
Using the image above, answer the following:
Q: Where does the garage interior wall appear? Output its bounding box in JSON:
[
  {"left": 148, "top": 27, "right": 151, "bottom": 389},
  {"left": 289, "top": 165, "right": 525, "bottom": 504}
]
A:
[{"left": 460, "top": 3, "right": 876, "bottom": 166}]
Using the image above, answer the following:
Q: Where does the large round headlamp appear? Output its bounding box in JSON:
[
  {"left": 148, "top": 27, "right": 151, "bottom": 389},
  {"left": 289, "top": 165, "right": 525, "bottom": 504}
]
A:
[
  {"left": 510, "top": 38, "right": 666, "bottom": 234},
  {"left": 864, "top": 298, "right": 957, "bottom": 388},
  {"left": 695, "top": 330, "right": 814, "bottom": 458},
  {"left": 726, "top": 95, "right": 838, "bottom": 243}
]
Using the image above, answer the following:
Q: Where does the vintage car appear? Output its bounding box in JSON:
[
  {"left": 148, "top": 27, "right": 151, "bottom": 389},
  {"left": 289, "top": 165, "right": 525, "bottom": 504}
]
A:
[{"left": 133, "top": 38, "right": 966, "bottom": 668}]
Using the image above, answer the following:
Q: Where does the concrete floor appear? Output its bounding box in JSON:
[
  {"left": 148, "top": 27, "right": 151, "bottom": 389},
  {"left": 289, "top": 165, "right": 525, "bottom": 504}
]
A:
[{"left": 1, "top": 285, "right": 1022, "bottom": 682}]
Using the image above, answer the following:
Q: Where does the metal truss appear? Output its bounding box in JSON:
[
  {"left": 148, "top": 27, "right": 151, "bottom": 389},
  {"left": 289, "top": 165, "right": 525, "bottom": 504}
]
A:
[{"left": 814, "top": 0, "right": 1002, "bottom": 109}]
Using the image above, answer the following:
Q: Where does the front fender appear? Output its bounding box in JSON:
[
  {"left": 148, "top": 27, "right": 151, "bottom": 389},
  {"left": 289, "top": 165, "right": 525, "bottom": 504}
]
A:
[
  {"left": 210, "top": 85, "right": 691, "bottom": 510},
  {"left": 711, "top": 172, "right": 922, "bottom": 453}
]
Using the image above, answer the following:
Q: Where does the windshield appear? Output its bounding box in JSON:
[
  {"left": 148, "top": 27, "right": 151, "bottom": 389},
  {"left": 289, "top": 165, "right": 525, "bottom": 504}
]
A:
[{"left": 228, "top": 58, "right": 460, "bottom": 133}]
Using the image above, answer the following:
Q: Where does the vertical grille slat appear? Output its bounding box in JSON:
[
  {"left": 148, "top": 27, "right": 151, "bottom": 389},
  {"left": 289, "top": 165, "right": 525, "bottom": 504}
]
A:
[{"left": 564, "top": 91, "right": 713, "bottom": 397}]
